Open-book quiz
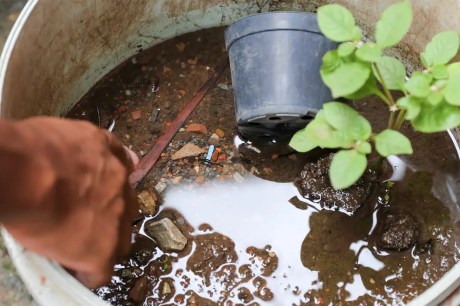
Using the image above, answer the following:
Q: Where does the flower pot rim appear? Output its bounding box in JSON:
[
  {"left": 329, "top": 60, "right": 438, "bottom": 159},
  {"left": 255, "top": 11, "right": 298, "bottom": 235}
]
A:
[{"left": 225, "top": 11, "right": 321, "bottom": 50}]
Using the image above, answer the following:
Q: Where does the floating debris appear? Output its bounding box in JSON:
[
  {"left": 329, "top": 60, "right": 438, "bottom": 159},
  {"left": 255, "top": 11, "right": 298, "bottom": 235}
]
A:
[
  {"left": 215, "top": 128, "right": 225, "bottom": 138},
  {"left": 204, "top": 145, "right": 215, "bottom": 166},
  {"left": 151, "top": 78, "right": 160, "bottom": 93},
  {"left": 155, "top": 181, "right": 167, "bottom": 194},
  {"left": 107, "top": 119, "right": 116, "bottom": 132},
  {"left": 247, "top": 144, "right": 261, "bottom": 153},
  {"left": 186, "top": 123, "right": 208, "bottom": 134},
  {"left": 217, "top": 83, "right": 231, "bottom": 90},
  {"left": 171, "top": 143, "right": 206, "bottom": 160},
  {"left": 150, "top": 108, "right": 160, "bottom": 123},
  {"left": 131, "top": 110, "right": 142, "bottom": 120},
  {"left": 211, "top": 148, "right": 222, "bottom": 163}
]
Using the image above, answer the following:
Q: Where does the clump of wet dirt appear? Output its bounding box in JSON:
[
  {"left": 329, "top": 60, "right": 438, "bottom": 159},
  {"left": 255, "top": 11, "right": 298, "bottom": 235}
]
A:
[
  {"left": 187, "top": 232, "right": 237, "bottom": 283},
  {"left": 295, "top": 153, "right": 375, "bottom": 215},
  {"left": 377, "top": 210, "right": 419, "bottom": 250}
]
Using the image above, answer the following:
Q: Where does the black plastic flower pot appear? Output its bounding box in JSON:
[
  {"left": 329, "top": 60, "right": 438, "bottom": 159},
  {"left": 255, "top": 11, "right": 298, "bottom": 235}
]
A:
[{"left": 225, "top": 12, "right": 337, "bottom": 140}]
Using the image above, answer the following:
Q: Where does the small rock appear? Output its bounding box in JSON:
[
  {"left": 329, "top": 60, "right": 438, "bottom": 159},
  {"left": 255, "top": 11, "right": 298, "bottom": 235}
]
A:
[
  {"left": 179, "top": 128, "right": 186, "bottom": 132},
  {"left": 187, "top": 57, "right": 198, "bottom": 65},
  {"left": 172, "top": 143, "right": 205, "bottom": 160},
  {"left": 178, "top": 89, "right": 186, "bottom": 96},
  {"left": 137, "top": 191, "right": 156, "bottom": 215},
  {"left": 125, "top": 89, "right": 132, "bottom": 96},
  {"left": 155, "top": 181, "right": 167, "bottom": 193},
  {"left": 121, "top": 269, "right": 135, "bottom": 280},
  {"left": 163, "top": 66, "right": 172, "bottom": 73},
  {"left": 263, "top": 167, "right": 273, "bottom": 174},
  {"left": 218, "top": 153, "right": 227, "bottom": 162},
  {"left": 222, "top": 165, "right": 233, "bottom": 175},
  {"left": 164, "top": 101, "right": 171, "bottom": 109},
  {"left": 215, "top": 128, "right": 225, "bottom": 138},
  {"left": 233, "top": 172, "right": 245, "bottom": 183},
  {"left": 217, "top": 83, "right": 231, "bottom": 90},
  {"left": 195, "top": 176, "right": 205, "bottom": 185},
  {"left": 128, "top": 276, "right": 150, "bottom": 303},
  {"left": 186, "top": 123, "right": 208, "bottom": 134},
  {"left": 211, "top": 149, "right": 221, "bottom": 162},
  {"left": 131, "top": 110, "right": 142, "bottom": 120},
  {"left": 208, "top": 133, "right": 220, "bottom": 146},
  {"left": 172, "top": 176, "right": 183, "bottom": 185},
  {"left": 194, "top": 165, "right": 200, "bottom": 173},
  {"left": 162, "top": 282, "right": 172, "bottom": 295},
  {"left": 180, "top": 62, "right": 186, "bottom": 69},
  {"left": 176, "top": 42, "right": 186, "bottom": 53},
  {"left": 147, "top": 218, "right": 188, "bottom": 252}
]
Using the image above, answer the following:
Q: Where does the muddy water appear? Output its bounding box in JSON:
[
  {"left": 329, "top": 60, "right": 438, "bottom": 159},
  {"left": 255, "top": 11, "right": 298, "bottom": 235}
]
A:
[{"left": 68, "top": 27, "right": 460, "bottom": 305}]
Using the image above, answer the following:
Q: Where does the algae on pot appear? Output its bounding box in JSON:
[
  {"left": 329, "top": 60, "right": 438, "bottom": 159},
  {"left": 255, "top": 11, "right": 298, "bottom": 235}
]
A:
[{"left": 290, "top": 0, "right": 460, "bottom": 190}]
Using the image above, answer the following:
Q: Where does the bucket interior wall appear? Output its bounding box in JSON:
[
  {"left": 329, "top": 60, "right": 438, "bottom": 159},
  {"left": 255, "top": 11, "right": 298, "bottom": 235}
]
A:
[{"left": 1, "top": 0, "right": 460, "bottom": 120}]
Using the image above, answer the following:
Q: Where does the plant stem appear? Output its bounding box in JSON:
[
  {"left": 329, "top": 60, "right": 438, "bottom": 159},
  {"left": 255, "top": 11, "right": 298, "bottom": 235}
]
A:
[
  {"left": 394, "top": 110, "right": 407, "bottom": 130},
  {"left": 374, "top": 89, "right": 392, "bottom": 106},
  {"left": 373, "top": 64, "right": 396, "bottom": 106},
  {"left": 388, "top": 111, "right": 396, "bottom": 129}
]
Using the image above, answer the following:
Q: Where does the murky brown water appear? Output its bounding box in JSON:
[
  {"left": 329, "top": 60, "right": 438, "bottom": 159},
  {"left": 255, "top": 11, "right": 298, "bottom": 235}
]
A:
[{"left": 68, "top": 27, "right": 460, "bottom": 306}]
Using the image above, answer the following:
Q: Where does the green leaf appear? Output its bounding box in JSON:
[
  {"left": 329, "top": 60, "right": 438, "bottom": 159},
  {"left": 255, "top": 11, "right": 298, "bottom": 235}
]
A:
[
  {"left": 421, "top": 31, "right": 460, "bottom": 67},
  {"left": 289, "top": 127, "right": 317, "bottom": 152},
  {"left": 404, "top": 72, "right": 432, "bottom": 97},
  {"left": 431, "top": 65, "right": 448, "bottom": 79},
  {"left": 374, "top": 129, "right": 413, "bottom": 157},
  {"left": 344, "top": 74, "right": 378, "bottom": 99},
  {"left": 443, "top": 63, "right": 460, "bottom": 105},
  {"left": 373, "top": 56, "right": 406, "bottom": 90},
  {"left": 356, "top": 43, "right": 382, "bottom": 62},
  {"left": 375, "top": 0, "right": 413, "bottom": 48},
  {"left": 397, "top": 96, "right": 421, "bottom": 120},
  {"left": 427, "top": 92, "right": 443, "bottom": 106},
  {"left": 338, "top": 42, "right": 355, "bottom": 57},
  {"left": 321, "top": 50, "right": 341, "bottom": 73},
  {"left": 411, "top": 102, "right": 460, "bottom": 132},
  {"left": 321, "top": 62, "right": 371, "bottom": 98},
  {"left": 323, "top": 102, "right": 372, "bottom": 140},
  {"left": 330, "top": 150, "right": 367, "bottom": 189},
  {"left": 356, "top": 141, "right": 372, "bottom": 154},
  {"left": 317, "top": 4, "right": 362, "bottom": 42},
  {"left": 307, "top": 111, "right": 354, "bottom": 148}
]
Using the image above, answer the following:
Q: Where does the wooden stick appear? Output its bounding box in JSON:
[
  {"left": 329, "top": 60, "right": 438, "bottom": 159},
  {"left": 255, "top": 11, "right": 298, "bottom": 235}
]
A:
[{"left": 129, "top": 57, "right": 229, "bottom": 188}]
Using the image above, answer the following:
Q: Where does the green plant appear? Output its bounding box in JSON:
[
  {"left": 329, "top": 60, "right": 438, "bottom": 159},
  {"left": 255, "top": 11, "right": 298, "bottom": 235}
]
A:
[{"left": 290, "top": 0, "right": 460, "bottom": 190}]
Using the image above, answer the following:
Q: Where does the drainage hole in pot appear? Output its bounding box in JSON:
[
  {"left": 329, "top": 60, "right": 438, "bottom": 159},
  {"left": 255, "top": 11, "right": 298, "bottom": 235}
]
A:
[{"left": 300, "top": 114, "right": 315, "bottom": 120}]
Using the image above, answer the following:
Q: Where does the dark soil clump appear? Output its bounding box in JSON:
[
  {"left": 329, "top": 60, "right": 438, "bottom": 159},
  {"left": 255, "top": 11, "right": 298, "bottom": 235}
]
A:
[
  {"left": 187, "top": 233, "right": 237, "bottom": 283},
  {"left": 295, "top": 153, "right": 374, "bottom": 214},
  {"left": 377, "top": 211, "right": 419, "bottom": 250}
]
